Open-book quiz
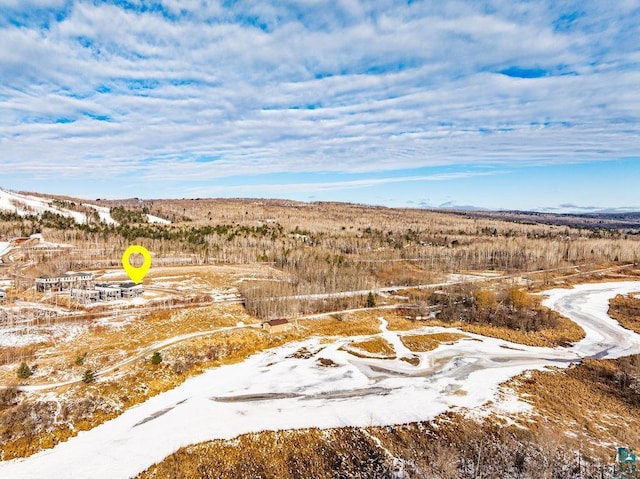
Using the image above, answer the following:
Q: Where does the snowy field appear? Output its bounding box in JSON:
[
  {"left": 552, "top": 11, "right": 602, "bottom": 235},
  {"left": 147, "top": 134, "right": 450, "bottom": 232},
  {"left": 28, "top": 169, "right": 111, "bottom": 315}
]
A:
[{"left": 1, "top": 281, "right": 639, "bottom": 479}]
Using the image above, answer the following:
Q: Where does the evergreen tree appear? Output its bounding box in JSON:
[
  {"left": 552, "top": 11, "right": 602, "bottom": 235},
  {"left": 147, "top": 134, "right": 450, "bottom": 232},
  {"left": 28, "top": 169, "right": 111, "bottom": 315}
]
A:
[
  {"left": 151, "top": 351, "right": 163, "bottom": 365},
  {"left": 16, "top": 362, "right": 32, "bottom": 379},
  {"left": 366, "top": 292, "right": 376, "bottom": 308},
  {"left": 82, "top": 369, "right": 96, "bottom": 383}
]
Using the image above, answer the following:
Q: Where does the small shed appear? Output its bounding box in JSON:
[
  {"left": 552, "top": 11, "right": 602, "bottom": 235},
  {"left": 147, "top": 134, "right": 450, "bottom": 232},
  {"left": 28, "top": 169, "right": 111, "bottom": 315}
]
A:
[{"left": 263, "top": 319, "right": 292, "bottom": 334}]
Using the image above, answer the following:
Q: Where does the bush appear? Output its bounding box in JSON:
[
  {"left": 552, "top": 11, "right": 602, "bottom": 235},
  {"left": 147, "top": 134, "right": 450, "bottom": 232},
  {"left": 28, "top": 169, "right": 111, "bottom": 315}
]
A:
[
  {"left": 151, "top": 351, "right": 163, "bottom": 365},
  {"left": 75, "top": 353, "right": 86, "bottom": 366},
  {"left": 82, "top": 369, "right": 96, "bottom": 383},
  {"left": 16, "top": 362, "right": 32, "bottom": 379},
  {"left": 0, "top": 386, "right": 19, "bottom": 407},
  {"left": 366, "top": 292, "right": 376, "bottom": 308},
  {"left": 508, "top": 287, "right": 532, "bottom": 310},
  {"left": 474, "top": 289, "right": 497, "bottom": 311}
]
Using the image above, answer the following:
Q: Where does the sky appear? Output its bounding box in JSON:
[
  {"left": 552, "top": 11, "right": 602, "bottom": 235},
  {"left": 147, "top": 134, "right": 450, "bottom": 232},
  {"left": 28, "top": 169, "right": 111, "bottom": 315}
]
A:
[{"left": 0, "top": 0, "right": 639, "bottom": 212}]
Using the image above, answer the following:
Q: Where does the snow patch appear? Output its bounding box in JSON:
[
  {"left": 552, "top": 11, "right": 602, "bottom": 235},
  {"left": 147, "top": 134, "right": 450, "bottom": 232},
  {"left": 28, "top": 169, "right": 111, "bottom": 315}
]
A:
[
  {"left": 83, "top": 204, "right": 118, "bottom": 225},
  {"left": 0, "top": 188, "right": 87, "bottom": 223},
  {"left": 146, "top": 214, "right": 171, "bottom": 224}
]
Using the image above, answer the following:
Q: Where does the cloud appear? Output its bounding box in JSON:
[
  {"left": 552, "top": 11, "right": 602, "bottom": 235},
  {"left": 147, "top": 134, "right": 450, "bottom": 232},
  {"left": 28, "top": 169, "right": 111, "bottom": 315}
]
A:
[
  {"left": 0, "top": 1, "right": 639, "bottom": 188},
  {"left": 176, "top": 169, "right": 506, "bottom": 197}
]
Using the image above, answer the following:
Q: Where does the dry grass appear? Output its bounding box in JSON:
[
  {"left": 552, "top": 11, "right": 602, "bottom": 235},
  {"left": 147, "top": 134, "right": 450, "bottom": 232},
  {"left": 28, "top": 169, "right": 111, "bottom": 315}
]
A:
[
  {"left": 0, "top": 301, "right": 257, "bottom": 384},
  {"left": 388, "top": 315, "right": 583, "bottom": 347},
  {"left": 343, "top": 337, "right": 396, "bottom": 359},
  {"left": 0, "top": 345, "right": 41, "bottom": 367},
  {"left": 0, "top": 327, "right": 298, "bottom": 460},
  {"left": 381, "top": 312, "right": 425, "bottom": 331},
  {"left": 400, "top": 332, "right": 467, "bottom": 352},
  {"left": 609, "top": 293, "right": 640, "bottom": 334},
  {"left": 297, "top": 312, "right": 381, "bottom": 337},
  {"left": 136, "top": 427, "right": 398, "bottom": 479},
  {"left": 510, "top": 356, "right": 640, "bottom": 458},
  {"left": 460, "top": 317, "right": 584, "bottom": 347}
]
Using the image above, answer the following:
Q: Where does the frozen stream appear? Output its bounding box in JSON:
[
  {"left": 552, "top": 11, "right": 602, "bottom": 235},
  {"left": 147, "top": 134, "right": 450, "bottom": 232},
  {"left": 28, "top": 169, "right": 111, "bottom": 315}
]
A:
[{"left": 2, "top": 281, "right": 640, "bottom": 479}]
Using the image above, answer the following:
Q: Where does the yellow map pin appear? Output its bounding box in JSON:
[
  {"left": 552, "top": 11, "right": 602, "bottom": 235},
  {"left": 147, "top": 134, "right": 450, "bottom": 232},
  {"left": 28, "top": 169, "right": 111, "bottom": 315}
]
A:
[{"left": 122, "top": 245, "right": 152, "bottom": 284}]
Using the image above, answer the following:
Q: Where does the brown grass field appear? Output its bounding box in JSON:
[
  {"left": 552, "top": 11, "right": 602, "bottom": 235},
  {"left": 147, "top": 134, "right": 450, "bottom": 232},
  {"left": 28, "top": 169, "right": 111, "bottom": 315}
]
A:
[
  {"left": 400, "top": 332, "right": 468, "bottom": 352},
  {"left": 609, "top": 293, "right": 640, "bottom": 334},
  {"left": 342, "top": 337, "right": 396, "bottom": 359}
]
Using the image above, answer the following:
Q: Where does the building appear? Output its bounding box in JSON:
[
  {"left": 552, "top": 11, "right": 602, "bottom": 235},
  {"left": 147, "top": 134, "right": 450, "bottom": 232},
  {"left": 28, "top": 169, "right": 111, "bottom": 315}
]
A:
[
  {"left": 36, "top": 272, "right": 94, "bottom": 292},
  {"left": 35, "top": 275, "right": 57, "bottom": 292},
  {"left": 80, "top": 282, "right": 145, "bottom": 302},
  {"left": 262, "top": 318, "right": 291, "bottom": 334},
  {"left": 95, "top": 283, "right": 123, "bottom": 301},
  {"left": 59, "top": 272, "right": 93, "bottom": 288},
  {"left": 120, "top": 282, "right": 144, "bottom": 298},
  {"left": 70, "top": 289, "right": 100, "bottom": 303}
]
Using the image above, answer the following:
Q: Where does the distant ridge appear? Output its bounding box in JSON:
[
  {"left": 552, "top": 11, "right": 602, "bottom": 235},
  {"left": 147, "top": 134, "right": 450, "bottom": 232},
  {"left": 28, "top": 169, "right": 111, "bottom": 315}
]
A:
[
  {"left": 2, "top": 186, "right": 638, "bottom": 231},
  {"left": 442, "top": 209, "right": 640, "bottom": 231}
]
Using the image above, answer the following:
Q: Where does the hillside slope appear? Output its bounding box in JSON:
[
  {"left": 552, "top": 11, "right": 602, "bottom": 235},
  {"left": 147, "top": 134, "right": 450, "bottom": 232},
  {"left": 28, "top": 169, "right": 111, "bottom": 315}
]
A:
[{"left": 0, "top": 188, "right": 170, "bottom": 226}]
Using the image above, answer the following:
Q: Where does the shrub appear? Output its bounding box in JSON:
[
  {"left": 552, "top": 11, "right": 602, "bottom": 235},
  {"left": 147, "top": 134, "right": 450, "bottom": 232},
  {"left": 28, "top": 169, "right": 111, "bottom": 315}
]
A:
[
  {"left": 151, "top": 352, "right": 163, "bottom": 365},
  {"left": 474, "top": 289, "right": 497, "bottom": 311},
  {"left": 508, "top": 287, "right": 532, "bottom": 310},
  {"left": 82, "top": 369, "right": 96, "bottom": 383},
  {"left": 16, "top": 362, "right": 32, "bottom": 379},
  {"left": 366, "top": 292, "right": 376, "bottom": 308}
]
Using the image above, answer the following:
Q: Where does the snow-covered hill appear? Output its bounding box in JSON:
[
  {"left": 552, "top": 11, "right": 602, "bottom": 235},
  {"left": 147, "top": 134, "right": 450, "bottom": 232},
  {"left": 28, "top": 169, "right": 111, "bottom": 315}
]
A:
[
  {"left": 0, "top": 188, "right": 170, "bottom": 226},
  {"left": 0, "top": 188, "right": 90, "bottom": 223}
]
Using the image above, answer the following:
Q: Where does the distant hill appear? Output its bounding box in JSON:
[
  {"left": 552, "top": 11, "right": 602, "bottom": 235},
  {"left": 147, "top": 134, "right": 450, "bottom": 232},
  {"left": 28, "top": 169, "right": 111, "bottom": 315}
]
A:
[
  {"left": 440, "top": 209, "right": 640, "bottom": 231},
  {"left": 0, "top": 188, "right": 170, "bottom": 226},
  {"left": 2, "top": 186, "right": 638, "bottom": 231}
]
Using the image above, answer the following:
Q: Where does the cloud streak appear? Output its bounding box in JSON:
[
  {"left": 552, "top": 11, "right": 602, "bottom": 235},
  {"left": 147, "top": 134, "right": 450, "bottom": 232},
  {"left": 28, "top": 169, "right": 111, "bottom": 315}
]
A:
[{"left": 0, "top": 1, "right": 639, "bottom": 201}]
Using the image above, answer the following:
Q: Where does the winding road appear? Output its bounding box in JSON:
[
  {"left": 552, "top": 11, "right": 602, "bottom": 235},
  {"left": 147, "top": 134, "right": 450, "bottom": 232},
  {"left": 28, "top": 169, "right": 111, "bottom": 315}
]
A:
[{"left": 1, "top": 281, "right": 639, "bottom": 479}]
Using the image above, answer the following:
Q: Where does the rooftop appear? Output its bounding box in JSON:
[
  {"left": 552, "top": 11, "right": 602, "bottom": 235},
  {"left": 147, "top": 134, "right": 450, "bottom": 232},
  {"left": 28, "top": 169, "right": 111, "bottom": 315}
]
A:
[{"left": 267, "top": 319, "right": 289, "bottom": 327}]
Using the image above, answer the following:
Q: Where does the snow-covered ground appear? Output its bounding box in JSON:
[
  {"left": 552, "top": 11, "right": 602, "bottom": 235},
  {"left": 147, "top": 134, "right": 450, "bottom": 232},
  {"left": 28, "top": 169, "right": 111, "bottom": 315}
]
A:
[
  {"left": 1, "top": 281, "right": 639, "bottom": 478},
  {"left": 146, "top": 214, "right": 171, "bottom": 224},
  {"left": 542, "top": 281, "right": 640, "bottom": 358},
  {"left": 0, "top": 241, "right": 11, "bottom": 263},
  {"left": 83, "top": 204, "right": 118, "bottom": 225},
  {"left": 0, "top": 188, "right": 87, "bottom": 223},
  {"left": 0, "top": 187, "right": 170, "bottom": 226}
]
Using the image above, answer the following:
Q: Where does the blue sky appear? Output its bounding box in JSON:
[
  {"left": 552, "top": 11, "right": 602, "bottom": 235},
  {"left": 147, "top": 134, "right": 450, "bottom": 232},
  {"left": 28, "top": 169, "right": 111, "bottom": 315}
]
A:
[{"left": 0, "top": 1, "right": 639, "bottom": 211}]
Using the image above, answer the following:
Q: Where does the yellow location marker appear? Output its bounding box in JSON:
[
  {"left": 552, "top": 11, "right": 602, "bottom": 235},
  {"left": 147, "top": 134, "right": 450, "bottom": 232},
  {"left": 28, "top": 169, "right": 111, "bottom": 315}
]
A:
[{"left": 122, "top": 245, "right": 152, "bottom": 284}]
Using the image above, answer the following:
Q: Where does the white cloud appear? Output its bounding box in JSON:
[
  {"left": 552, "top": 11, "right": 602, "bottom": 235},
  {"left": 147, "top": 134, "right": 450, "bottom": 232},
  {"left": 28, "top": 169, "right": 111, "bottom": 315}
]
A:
[{"left": 0, "top": 1, "right": 639, "bottom": 186}]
